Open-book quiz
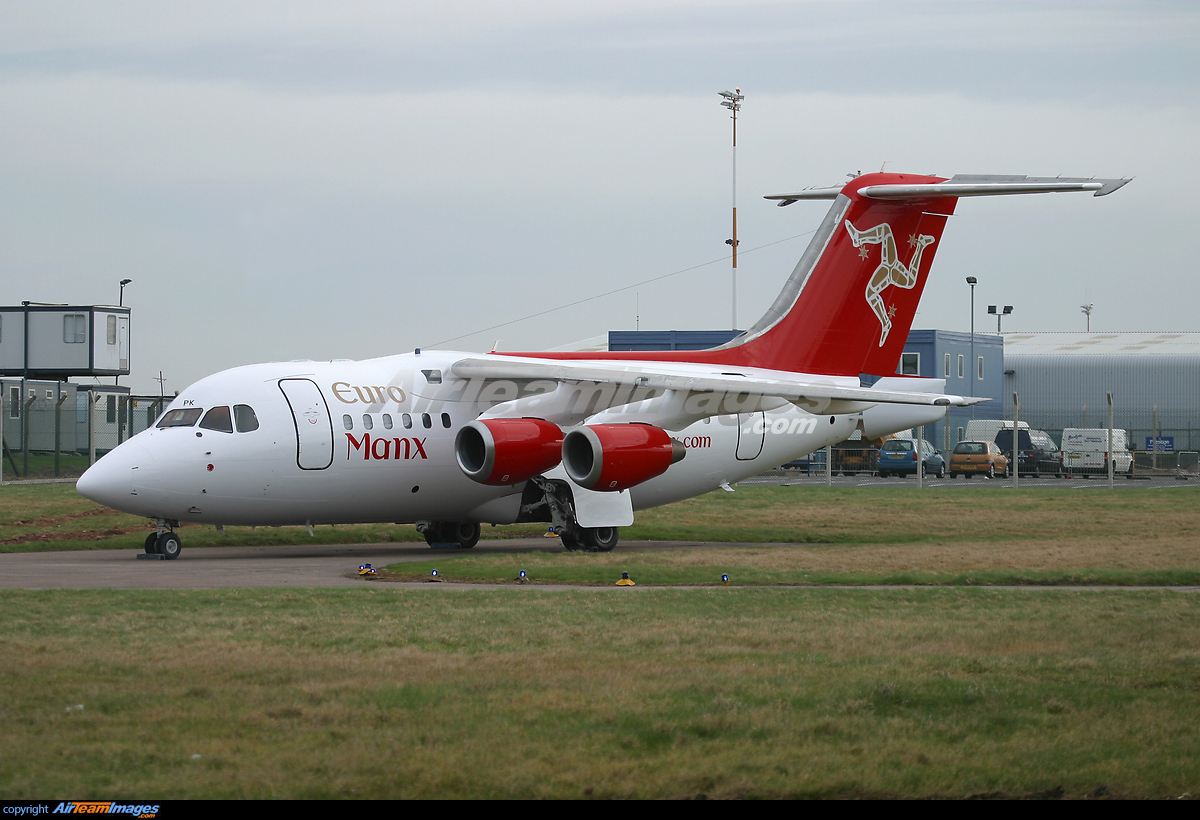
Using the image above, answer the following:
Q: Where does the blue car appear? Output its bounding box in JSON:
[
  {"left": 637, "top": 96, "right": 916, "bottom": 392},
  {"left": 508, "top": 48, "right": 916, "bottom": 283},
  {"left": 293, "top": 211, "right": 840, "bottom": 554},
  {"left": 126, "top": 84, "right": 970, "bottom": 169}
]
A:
[{"left": 877, "top": 438, "right": 945, "bottom": 478}]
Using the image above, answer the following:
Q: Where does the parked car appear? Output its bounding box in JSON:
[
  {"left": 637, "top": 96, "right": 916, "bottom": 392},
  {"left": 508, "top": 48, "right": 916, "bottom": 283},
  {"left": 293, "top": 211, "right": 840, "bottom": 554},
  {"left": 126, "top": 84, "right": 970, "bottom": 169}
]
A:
[
  {"left": 949, "top": 440, "right": 1009, "bottom": 479},
  {"left": 878, "top": 438, "right": 945, "bottom": 478},
  {"left": 994, "top": 428, "right": 1063, "bottom": 477}
]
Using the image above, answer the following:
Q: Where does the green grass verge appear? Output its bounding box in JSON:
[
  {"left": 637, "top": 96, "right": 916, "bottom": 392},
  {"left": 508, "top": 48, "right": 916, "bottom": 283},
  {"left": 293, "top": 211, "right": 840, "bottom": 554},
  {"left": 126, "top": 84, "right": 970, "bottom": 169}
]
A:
[
  {"left": 2, "top": 587, "right": 1197, "bottom": 799},
  {"left": 2, "top": 482, "right": 1199, "bottom": 554}
]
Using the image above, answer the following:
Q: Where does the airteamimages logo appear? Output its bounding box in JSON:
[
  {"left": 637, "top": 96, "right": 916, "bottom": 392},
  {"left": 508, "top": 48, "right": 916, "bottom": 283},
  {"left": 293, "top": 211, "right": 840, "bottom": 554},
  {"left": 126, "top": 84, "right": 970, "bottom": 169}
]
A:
[{"left": 49, "top": 805, "right": 159, "bottom": 818}]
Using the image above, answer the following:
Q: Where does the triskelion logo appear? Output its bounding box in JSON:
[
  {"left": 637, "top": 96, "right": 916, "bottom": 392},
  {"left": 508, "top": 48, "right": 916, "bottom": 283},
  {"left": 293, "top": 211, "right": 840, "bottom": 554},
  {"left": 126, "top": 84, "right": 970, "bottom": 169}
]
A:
[
  {"left": 844, "top": 219, "right": 935, "bottom": 347},
  {"left": 51, "top": 805, "right": 159, "bottom": 818}
]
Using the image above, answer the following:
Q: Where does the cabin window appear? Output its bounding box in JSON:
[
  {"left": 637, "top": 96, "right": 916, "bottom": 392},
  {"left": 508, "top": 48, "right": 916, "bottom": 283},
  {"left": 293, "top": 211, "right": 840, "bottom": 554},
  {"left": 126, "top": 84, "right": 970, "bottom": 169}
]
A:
[
  {"left": 382, "top": 414, "right": 393, "bottom": 430},
  {"left": 441, "top": 413, "right": 451, "bottom": 428},
  {"left": 234, "top": 405, "right": 259, "bottom": 432},
  {"left": 421, "top": 413, "right": 432, "bottom": 429},
  {"left": 343, "top": 414, "right": 353, "bottom": 431},
  {"left": 63, "top": 314, "right": 87, "bottom": 344},
  {"left": 402, "top": 413, "right": 412, "bottom": 429},
  {"left": 199, "top": 405, "right": 234, "bottom": 433},
  {"left": 157, "top": 408, "right": 203, "bottom": 428},
  {"left": 362, "top": 414, "right": 373, "bottom": 430}
]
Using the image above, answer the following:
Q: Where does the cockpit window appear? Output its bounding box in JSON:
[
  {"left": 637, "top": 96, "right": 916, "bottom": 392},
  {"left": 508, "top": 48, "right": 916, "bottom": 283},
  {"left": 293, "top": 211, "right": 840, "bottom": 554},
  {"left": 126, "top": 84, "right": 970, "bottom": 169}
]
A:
[
  {"left": 199, "top": 405, "right": 234, "bottom": 433},
  {"left": 234, "top": 405, "right": 259, "bottom": 432},
  {"left": 156, "top": 408, "right": 203, "bottom": 428}
]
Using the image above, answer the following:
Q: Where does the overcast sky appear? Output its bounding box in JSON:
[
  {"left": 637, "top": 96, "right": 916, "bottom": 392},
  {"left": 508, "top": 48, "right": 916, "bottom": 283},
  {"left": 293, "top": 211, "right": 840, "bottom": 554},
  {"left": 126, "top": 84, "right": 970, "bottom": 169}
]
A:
[{"left": 2, "top": 0, "right": 1197, "bottom": 394}]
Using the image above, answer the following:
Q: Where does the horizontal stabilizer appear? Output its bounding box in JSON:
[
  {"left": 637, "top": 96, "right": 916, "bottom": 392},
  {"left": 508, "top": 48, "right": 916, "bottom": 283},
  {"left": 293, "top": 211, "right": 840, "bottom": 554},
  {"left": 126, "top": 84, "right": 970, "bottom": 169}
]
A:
[{"left": 766, "top": 174, "right": 1131, "bottom": 206}]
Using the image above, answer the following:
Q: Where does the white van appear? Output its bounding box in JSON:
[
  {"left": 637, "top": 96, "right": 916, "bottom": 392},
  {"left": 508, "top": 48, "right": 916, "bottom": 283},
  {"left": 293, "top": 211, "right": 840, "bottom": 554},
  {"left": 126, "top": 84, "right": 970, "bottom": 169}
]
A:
[{"left": 1061, "top": 428, "right": 1134, "bottom": 477}]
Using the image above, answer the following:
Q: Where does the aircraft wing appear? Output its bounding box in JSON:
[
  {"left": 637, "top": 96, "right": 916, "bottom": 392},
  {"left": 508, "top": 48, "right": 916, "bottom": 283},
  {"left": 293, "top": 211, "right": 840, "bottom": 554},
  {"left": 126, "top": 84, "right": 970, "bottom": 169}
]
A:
[{"left": 449, "top": 357, "right": 985, "bottom": 427}]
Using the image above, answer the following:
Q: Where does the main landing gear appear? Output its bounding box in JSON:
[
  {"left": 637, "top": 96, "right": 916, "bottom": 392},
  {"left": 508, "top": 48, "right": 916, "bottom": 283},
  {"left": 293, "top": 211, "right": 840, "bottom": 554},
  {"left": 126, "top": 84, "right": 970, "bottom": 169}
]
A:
[
  {"left": 144, "top": 521, "right": 182, "bottom": 559},
  {"left": 521, "top": 478, "right": 620, "bottom": 553},
  {"left": 418, "top": 521, "right": 481, "bottom": 549},
  {"left": 559, "top": 526, "right": 619, "bottom": 552}
]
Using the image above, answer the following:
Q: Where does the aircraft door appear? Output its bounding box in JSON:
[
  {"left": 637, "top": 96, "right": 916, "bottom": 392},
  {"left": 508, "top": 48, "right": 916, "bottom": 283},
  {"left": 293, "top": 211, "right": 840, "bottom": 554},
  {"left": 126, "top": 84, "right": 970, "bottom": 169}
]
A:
[
  {"left": 279, "top": 378, "right": 334, "bottom": 470},
  {"left": 736, "top": 412, "right": 765, "bottom": 460}
]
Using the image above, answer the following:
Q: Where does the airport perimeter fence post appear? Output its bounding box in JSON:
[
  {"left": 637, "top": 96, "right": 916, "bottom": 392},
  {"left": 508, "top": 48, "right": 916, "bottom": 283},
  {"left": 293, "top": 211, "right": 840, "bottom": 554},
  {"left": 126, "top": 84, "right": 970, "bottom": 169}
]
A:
[
  {"left": 1012, "top": 392, "right": 1019, "bottom": 489},
  {"left": 1107, "top": 392, "right": 1115, "bottom": 489},
  {"left": 88, "top": 393, "right": 97, "bottom": 466},
  {"left": 825, "top": 443, "right": 832, "bottom": 487},
  {"left": 916, "top": 424, "right": 923, "bottom": 490}
]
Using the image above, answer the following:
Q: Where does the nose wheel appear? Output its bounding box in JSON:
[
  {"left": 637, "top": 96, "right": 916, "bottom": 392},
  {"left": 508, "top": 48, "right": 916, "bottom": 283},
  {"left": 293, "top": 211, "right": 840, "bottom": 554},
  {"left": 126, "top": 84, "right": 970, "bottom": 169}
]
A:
[{"left": 144, "top": 527, "right": 182, "bottom": 559}]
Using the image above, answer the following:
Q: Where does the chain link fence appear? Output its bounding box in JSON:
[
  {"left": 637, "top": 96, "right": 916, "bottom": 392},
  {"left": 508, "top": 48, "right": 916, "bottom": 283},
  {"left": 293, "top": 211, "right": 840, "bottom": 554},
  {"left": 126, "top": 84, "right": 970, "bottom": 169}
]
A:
[{"left": 1, "top": 386, "right": 168, "bottom": 484}]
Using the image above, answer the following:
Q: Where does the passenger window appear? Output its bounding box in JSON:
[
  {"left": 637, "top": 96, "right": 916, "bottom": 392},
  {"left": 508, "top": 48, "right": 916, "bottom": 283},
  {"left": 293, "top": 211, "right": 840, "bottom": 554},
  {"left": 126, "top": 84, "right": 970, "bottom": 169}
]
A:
[
  {"left": 441, "top": 413, "right": 451, "bottom": 428},
  {"left": 421, "top": 413, "right": 432, "bottom": 429},
  {"left": 402, "top": 413, "right": 412, "bottom": 429},
  {"left": 157, "top": 408, "right": 203, "bottom": 428},
  {"left": 343, "top": 414, "right": 353, "bottom": 431},
  {"left": 199, "top": 406, "right": 234, "bottom": 433},
  {"left": 234, "top": 405, "right": 259, "bottom": 432},
  {"left": 382, "top": 414, "right": 393, "bottom": 430},
  {"left": 362, "top": 414, "right": 373, "bottom": 430}
]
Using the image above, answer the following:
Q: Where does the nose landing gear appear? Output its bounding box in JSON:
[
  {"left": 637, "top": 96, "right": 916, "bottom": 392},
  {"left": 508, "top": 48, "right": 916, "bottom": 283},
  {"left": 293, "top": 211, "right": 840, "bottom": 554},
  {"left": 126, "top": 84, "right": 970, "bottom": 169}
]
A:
[{"left": 143, "top": 520, "right": 182, "bottom": 560}]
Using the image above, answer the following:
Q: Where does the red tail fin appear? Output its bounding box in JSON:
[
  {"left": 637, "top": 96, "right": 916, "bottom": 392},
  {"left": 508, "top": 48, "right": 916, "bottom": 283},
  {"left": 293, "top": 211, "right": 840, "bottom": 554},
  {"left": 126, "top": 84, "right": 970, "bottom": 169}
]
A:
[
  {"left": 714, "top": 172, "right": 957, "bottom": 375},
  {"left": 502, "top": 172, "right": 1127, "bottom": 375}
]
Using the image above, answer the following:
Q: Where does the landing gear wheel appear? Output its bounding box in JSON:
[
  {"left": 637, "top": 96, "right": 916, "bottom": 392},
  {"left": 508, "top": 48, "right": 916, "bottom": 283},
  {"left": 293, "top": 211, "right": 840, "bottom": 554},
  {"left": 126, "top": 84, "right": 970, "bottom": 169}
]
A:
[
  {"left": 144, "top": 532, "right": 160, "bottom": 555},
  {"left": 453, "top": 522, "right": 480, "bottom": 549},
  {"left": 581, "top": 526, "right": 619, "bottom": 552},
  {"left": 423, "top": 523, "right": 447, "bottom": 547},
  {"left": 156, "top": 531, "right": 182, "bottom": 560},
  {"left": 560, "top": 531, "right": 582, "bottom": 551}
]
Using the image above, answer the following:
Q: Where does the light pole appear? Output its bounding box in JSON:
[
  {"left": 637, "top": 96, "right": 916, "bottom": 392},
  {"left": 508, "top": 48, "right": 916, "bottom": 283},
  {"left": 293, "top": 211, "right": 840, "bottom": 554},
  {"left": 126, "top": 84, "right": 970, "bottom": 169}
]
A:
[
  {"left": 719, "top": 88, "right": 743, "bottom": 330},
  {"left": 1081, "top": 302, "right": 1093, "bottom": 331},
  {"left": 988, "top": 304, "right": 1013, "bottom": 333},
  {"left": 119, "top": 279, "right": 132, "bottom": 307}
]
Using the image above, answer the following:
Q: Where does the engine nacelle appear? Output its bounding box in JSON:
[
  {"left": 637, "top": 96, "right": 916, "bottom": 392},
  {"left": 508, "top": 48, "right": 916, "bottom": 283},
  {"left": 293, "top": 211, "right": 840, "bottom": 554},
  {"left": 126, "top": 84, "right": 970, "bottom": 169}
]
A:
[
  {"left": 455, "top": 418, "right": 564, "bottom": 485},
  {"left": 562, "top": 423, "right": 685, "bottom": 492}
]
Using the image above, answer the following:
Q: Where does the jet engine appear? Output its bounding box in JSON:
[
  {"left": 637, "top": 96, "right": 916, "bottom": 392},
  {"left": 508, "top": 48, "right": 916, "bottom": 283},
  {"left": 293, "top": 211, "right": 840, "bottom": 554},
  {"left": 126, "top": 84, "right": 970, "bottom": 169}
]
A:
[
  {"left": 562, "top": 423, "right": 686, "bottom": 492},
  {"left": 455, "top": 418, "right": 564, "bottom": 485}
]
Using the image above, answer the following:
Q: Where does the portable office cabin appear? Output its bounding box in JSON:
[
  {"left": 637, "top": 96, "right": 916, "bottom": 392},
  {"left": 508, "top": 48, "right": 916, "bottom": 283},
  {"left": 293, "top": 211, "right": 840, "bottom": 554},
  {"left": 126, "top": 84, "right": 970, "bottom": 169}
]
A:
[{"left": 0, "top": 305, "right": 130, "bottom": 379}]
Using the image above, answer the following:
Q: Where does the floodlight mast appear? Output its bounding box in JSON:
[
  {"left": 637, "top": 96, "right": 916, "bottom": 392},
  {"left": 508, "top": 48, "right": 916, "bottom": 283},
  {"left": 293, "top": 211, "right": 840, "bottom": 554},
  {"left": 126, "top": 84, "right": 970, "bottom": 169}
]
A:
[{"left": 718, "top": 88, "right": 744, "bottom": 330}]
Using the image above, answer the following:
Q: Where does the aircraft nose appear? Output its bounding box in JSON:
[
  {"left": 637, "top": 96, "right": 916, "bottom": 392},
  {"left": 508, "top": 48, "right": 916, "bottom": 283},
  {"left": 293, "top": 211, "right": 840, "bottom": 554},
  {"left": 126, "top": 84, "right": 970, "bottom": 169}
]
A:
[{"left": 76, "top": 442, "right": 151, "bottom": 511}]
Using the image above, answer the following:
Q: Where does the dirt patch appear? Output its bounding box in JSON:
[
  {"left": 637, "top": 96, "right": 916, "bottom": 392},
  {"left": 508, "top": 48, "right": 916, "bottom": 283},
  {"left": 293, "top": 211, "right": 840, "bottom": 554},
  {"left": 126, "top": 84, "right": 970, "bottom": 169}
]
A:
[
  {"left": 4, "top": 506, "right": 116, "bottom": 528},
  {"left": 0, "top": 525, "right": 148, "bottom": 546},
  {"left": 0, "top": 505, "right": 150, "bottom": 545}
]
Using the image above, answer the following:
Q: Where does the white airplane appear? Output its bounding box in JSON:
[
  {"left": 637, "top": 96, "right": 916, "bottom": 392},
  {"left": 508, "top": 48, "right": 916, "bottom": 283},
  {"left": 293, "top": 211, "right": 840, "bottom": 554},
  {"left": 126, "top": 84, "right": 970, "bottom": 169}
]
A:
[{"left": 77, "top": 172, "right": 1128, "bottom": 558}]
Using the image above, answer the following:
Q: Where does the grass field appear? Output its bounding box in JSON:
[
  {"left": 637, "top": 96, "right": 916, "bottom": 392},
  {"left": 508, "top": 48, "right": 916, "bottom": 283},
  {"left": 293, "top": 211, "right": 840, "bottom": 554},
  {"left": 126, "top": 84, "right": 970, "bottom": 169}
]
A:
[
  {"left": 2, "top": 586, "right": 1198, "bottom": 799},
  {"left": 2, "top": 482, "right": 1199, "bottom": 798}
]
